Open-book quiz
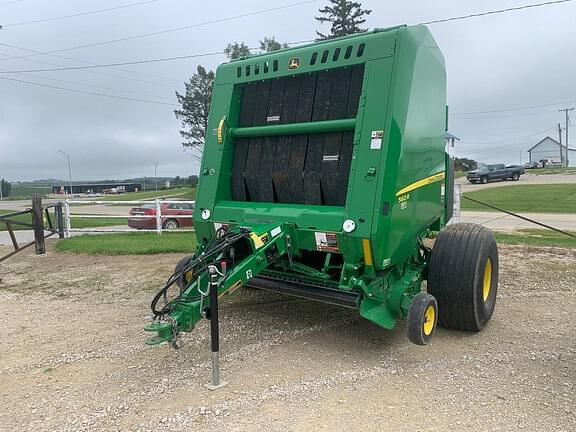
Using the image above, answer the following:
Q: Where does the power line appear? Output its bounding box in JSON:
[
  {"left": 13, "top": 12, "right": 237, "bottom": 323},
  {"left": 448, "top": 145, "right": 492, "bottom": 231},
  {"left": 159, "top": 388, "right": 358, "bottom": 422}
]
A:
[
  {"left": 0, "top": 0, "right": 21, "bottom": 8},
  {"left": 0, "top": 39, "right": 316, "bottom": 74},
  {"left": 451, "top": 98, "right": 576, "bottom": 116},
  {"left": 0, "top": 50, "right": 225, "bottom": 73},
  {"left": 0, "top": 41, "right": 182, "bottom": 83},
  {"left": 0, "top": 0, "right": 318, "bottom": 61},
  {"left": 16, "top": 70, "right": 175, "bottom": 102},
  {"left": 0, "top": 50, "right": 179, "bottom": 92},
  {"left": 464, "top": 126, "right": 556, "bottom": 147},
  {"left": 420, "top": 0, "right": 574, "bottom": 25},
  {"left": 0, "top": 76, "right": 177, "bottom": 106},
  {"left": 1, "top": 0, "right": 161, "bottom": 28}
]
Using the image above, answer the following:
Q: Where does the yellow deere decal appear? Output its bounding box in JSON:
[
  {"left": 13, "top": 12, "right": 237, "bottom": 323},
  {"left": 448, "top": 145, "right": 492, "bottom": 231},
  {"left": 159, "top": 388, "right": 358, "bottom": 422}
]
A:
[
  {"left": 396, "top": 172, "right": 445, "bottom": 196},
  {"left": 250, "top": 232, "right": 264, "bottom": 249},
  {"left": 217, "top": 117, "right": 226, "bottom": 144},
  {"left": 288, "top": 57, "right": 300, "bottom": 69},
  {"left": 250, "top": 232, "right": 269, "bottom": 249}
]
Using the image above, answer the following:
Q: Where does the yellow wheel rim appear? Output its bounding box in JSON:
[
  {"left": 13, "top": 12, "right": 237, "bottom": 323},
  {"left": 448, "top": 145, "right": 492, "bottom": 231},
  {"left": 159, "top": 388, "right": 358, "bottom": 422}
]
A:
[
  {"left": 423, "top": 305, "right": 435, "bottom": 336},
  {"left": 482, "top": 258, "right": 492, "bottom": 302},
  {"left": 184, "top": 270, "right": 193, "bottom": 284}
]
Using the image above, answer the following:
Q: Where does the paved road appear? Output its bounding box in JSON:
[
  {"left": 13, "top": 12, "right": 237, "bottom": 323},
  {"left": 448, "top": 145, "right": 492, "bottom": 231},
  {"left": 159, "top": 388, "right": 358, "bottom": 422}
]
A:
[{"left": 459, "top": 211, "right": 576, "bottom": 232}]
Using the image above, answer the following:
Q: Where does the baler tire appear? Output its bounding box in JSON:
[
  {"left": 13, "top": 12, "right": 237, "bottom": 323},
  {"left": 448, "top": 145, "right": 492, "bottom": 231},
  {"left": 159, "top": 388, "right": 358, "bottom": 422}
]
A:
[
  {"left": 406, "top": 293, "right": 438, "bottom": 345},
  {"left": 427, "top": 223, "right": 498, "bottom": 332},
  {"left": 174, "top": 255, "right": 194, "bottom": 290}
]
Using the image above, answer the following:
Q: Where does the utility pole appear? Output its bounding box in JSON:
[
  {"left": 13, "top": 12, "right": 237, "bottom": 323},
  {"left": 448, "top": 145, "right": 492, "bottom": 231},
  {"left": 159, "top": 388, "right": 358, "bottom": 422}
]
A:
[
  {"left": 58, "top": 150, "right": 73, "bottom": 196},
  {"left": 154, "top": 161, "right": 159, "bottom": 192},
  {"left": 559, "top": 108, "right": 574, "bottom": 167},
  {"left": 143, "top": 175, "right": 146, "bottom": 192},
  {"left": 558, "top": 123, "right": 563, "bottom": 164}
]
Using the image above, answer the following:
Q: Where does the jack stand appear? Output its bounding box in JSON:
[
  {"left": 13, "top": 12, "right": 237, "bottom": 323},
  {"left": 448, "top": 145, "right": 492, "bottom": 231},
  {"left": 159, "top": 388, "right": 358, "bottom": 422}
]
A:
[{"left": 205, "top": 265, "right": 227, "bottom": 390}]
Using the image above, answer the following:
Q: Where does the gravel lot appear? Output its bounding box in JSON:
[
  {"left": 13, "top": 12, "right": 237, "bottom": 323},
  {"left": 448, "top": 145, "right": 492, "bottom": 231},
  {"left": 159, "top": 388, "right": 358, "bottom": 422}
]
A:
[{"left": 0, "top": 244, "right": 574, "bottom": 431}]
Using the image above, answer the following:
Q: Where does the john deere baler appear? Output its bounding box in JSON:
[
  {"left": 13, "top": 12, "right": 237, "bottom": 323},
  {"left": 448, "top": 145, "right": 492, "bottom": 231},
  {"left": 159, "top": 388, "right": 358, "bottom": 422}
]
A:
[{"left": 146, "top": 25, "right": 499, "bottom": 354}]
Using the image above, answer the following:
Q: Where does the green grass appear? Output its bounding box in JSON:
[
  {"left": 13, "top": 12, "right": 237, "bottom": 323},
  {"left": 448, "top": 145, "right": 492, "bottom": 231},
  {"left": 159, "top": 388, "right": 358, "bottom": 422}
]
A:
[
  {"left": 55, "top": 232, "right": 197, "bottom": 255},
  {"left": 53, "top": 229, "right": 576, "bottom": 256},
  {"left": 100, "top": 187, "right": 196, "bottom": 202},
  {"left": 495, "top": 229, "right": 576, "bottom": 248},
  {"left": 0, "top": 209, "right": 126, "bottom": 231},
  {"left": 462, "top": 184, "right": 576, "bottom": 213},
  {"left": 529, "top": 167, "right": 576, "bottom": 175}
]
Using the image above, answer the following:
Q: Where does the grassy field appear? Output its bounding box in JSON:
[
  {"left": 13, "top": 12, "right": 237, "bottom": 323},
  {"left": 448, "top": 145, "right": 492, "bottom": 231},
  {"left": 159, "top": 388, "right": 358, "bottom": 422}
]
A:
[
  {"left": 462, "top": 184, "right": 576, "bottom": 213},
  {"left": 100, "top": 187, "right": 195, "bottom": 202},
  {"left": 52, "top": 228, "right": 576, "bottom": 256},
  {"left": 494, "top": 229, "right": 576, "bottom": 248},
  {"left": 0, "top": 209, "right": 126, "bottom": 231},
  {"left": 55, "top": 232, "right": 197, "bottom": 255}
]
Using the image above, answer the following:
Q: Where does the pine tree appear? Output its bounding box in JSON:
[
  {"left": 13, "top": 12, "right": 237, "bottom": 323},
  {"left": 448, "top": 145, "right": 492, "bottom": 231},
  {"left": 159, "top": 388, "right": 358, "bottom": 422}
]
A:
[
  {"left": 174, "top": 65, "right": 214, "bottom": 160},
  {"left": 315, "top": 0, "right": 372, "bottom": 40}
]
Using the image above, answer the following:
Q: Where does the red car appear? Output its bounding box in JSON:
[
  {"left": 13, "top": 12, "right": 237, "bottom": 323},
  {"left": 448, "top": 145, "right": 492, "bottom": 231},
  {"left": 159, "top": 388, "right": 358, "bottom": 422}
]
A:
[{"left": 128, "top": 202, "right": 194, "bottom": 230}]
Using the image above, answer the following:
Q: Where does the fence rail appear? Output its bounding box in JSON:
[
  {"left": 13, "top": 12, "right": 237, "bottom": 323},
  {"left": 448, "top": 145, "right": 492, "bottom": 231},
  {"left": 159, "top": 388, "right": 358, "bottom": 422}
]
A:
[
  {"left": 63, "top": 199, "right": 196, "bottom": 237},
  {"left": 0, "top": 194, "right": 63, "bottom": 263}
]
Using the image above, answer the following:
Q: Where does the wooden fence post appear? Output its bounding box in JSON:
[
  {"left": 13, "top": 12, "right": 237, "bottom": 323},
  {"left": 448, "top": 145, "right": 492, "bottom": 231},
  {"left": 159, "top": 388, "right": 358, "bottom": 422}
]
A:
[
  {"left": 55, "top": 202, "right": 65, "bottom": 239},
  {"left": 31, "top": 193, "right": 46, "bottom": 255}
]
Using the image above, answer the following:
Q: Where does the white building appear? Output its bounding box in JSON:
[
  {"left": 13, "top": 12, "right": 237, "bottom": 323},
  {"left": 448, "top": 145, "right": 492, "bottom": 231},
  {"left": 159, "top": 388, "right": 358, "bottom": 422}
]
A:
[{"left": 528, "top": 136, "right": 576, "bottom": 167}]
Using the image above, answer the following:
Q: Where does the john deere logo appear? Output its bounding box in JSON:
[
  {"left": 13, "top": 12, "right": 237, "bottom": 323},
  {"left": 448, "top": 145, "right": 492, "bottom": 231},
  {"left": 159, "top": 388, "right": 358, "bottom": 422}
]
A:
[{"left": 288, "top": 57, "right": 300, "bottom": 70}]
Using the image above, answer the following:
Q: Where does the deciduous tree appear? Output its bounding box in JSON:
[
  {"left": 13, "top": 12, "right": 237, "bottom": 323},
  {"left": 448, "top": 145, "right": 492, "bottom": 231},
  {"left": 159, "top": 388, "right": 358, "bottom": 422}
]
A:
[{"left": 174, "top": 65, "right": 214, "bottom": 160}]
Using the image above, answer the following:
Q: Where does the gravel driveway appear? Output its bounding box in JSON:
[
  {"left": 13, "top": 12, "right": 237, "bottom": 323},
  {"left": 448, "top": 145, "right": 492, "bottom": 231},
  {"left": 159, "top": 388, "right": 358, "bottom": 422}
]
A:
[{"left": 0, "top": 244, "right": 574, "bottom": 432}]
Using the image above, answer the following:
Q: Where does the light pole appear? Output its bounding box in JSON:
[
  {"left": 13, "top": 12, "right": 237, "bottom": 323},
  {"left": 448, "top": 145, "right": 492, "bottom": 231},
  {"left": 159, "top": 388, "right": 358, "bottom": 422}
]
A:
[
  {"left": 154, "top": 161, "right": 159, "bottom": 192},
  {"left": 58, "top": 150, "right": 73, "bottom": 196}
]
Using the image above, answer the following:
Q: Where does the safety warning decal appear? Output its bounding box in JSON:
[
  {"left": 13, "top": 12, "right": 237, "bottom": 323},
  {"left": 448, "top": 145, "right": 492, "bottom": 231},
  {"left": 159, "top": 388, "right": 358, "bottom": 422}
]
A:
[
  {"left": 370, "top": 130, "right": 383, "bottom": 150},
  {"left": 315, "top": 232, "right": 339, "bottom": 252}
]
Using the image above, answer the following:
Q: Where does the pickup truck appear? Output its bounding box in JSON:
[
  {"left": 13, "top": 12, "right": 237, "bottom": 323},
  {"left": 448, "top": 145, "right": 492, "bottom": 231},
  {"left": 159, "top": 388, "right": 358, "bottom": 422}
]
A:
[{"left": 466, "top": 164, "right": 525, "bottom": 184}]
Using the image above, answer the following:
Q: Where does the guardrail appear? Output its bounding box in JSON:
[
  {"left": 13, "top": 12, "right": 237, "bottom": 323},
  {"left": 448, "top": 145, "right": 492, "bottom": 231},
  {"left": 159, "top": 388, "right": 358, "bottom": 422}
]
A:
[{"left": 64, "top": 199, "right": 196, "bottom": 237}]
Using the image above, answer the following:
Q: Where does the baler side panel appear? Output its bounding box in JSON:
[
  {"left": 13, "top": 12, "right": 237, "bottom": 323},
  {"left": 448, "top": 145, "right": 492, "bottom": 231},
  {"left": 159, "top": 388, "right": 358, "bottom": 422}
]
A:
[{"left": 374, "top": 26, "right": 447, "bottom": 268}]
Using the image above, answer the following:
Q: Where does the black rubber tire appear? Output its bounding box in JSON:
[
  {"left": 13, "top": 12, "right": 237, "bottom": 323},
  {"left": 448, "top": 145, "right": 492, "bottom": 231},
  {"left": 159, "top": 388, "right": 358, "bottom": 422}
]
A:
[
  {"left": 512, "top": 173, "right": 520, "bottom": 181},
  {"left": 428, "top": 223, "right": 498, "bottom": 331},
  {"left": 174, "top": 255, "right": 193, "bottom": 290},
  {"left": 407, "top": 293, "right": 438, "bottom": 345},
  {"left": 163, "top": 219, "right": 179, "bottom": 230},
  {"left": 480, "top": 176, "right": 488, "bottom": 184}
]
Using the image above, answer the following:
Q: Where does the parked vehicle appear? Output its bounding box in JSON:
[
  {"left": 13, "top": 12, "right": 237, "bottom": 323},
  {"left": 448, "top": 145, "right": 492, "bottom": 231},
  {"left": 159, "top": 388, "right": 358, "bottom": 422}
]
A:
[
  {"left": 128, "top": 202, "right": 194, "bottom": 230},
  {"left": 466, "top": 164, "right": 525, "bottom": 184},
  {"left": 523, "top": 161, "right": 539, "bottom": 169}
]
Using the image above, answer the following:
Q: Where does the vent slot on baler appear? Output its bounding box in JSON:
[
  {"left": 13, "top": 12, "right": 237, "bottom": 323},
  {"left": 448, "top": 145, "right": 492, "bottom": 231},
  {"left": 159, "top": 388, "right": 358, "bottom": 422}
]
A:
[{"left": 231, "top": 64, "right": 364, "bottom": 206}]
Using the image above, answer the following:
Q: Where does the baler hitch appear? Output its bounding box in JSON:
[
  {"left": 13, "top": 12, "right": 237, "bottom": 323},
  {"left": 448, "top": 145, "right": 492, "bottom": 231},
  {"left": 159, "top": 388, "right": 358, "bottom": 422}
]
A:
[{"left": 144, "top": 224, "right": 291, "bottom": 384}]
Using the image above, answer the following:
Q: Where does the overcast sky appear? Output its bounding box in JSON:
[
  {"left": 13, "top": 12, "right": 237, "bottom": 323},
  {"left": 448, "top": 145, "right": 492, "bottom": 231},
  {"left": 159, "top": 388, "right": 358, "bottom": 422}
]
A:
[{"left": 1, "top": 0, "right": 575, "bottom": 182}]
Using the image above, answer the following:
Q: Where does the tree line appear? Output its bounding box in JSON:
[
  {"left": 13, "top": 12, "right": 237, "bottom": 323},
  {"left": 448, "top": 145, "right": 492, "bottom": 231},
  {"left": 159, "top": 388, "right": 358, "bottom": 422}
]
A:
[{"left": 174, "top": 0, "right": 371, "bottom": 158}]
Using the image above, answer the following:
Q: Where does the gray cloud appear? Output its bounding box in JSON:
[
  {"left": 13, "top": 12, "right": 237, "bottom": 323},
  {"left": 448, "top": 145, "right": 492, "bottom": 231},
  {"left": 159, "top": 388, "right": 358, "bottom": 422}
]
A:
[{"left": 1, "top": 0, "right": 575, "bottom": 181}]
